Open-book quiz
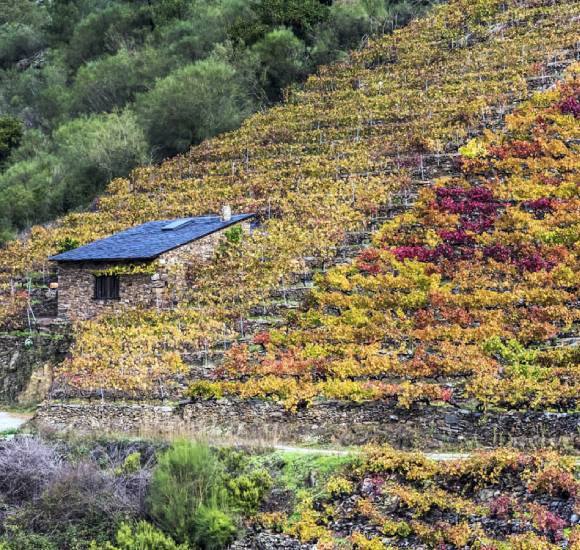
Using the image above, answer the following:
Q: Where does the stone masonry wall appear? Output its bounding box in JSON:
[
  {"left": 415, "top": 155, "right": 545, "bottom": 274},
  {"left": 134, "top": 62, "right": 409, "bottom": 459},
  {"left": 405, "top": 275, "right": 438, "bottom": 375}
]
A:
[
  {"left": 0, "top": 334, "right": 70, "bottom": 404},
  {"left": 57, "top": 264, "right": 152, "bottom": 319},
  {"left": 29, "top": 287, "right": 58, "bottom": 318},
  {"left": 35, "top": 399, "right": 579, "bottom": 452},
  {"left": 56, "top": 222, "right": 250, "bottom": 320}
]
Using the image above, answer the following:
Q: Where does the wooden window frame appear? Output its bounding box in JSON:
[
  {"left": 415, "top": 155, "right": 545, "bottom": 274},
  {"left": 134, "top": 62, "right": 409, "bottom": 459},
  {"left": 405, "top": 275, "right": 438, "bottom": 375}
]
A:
[{"left": 94, "top": 274, "right": 120, "bottom": 301}]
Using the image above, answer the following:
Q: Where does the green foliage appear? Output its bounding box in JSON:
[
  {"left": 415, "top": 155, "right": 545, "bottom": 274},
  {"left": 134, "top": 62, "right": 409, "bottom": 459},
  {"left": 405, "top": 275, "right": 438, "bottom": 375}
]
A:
[
  {"left": 187, "top": 380, "right": 223, "bottom": 400},
  {"left": 251, "top": 28, "right": 306, "bottom": 100},
  {"left": 270, "top": 451, "right": 357, "bottom": 496},
  {"left": 3, "top": 507, "right": 120, "bottom": 549},
  {"left": 70, "top": 48, "right": 168, "bottom": 115},
  {"left": 148, "top": 441, "right": 233, "bottom": 544},
  {"left": 190, "top": 506, "right": 237, "bottom": 550},
  {"left": 0, "top": 151, "right": 57, "bottom": 231},
  {"left": 0, "top": 116, "right": 22, "bottom": 164},
  {"left": 224, "top": 224, "right": 244, "bottom": 245},
  {"left": 227, "top": 469, "right": 273, "bottom": 514},
  {"left": 483, "top": 337, "right": 538, "bottom": 366},
  {"left": 0, "top": 529, "right": 58, "bottom": 550},
  {"left": 116, "top": 452, "right": 141, "bottom": 475},
  {"left": 56, "top": 237, "right": 81, "bottom": 253},
  {"left": 92, "top": 521, "right": 189, "bottom": 550},
  {"left": 310, "top": 2, "right": 369, "bottom": 65},
  {"left": 135, "top": 58, "right": 251, "bottom": 158},
  {"left": 255, "top": 0, "right": 330, "bottom": 37},
  {"left": 483, "top": 337, "right": 543, "bottom": 380},
  {"left": 0, "top": 109, "right": 148, "bottom": 228},
  {"left": 0, "top": 0, "right": 49, "bottom": 68},
  {"left": 157, "top": 1, "right": 248, "bottom": 62},
  {"left": 63, "top": 4, "right": 145, "bottom": 71},
  {"left": 0, "top": 0, "right": 435, "bottom": 240},
  {"left": 149, "top": 0, "right": 192, "bottom": 27}
]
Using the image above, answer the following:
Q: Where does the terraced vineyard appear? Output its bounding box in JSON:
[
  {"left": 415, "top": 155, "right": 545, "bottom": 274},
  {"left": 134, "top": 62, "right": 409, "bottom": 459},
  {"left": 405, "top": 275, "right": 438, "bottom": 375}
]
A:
[
  {"left": 189, "top": 74, "right": 580, "bottom": 414},
  {"left": 243, "top": 446, "right": 580, "bottom": 549},
  {"left": 0, "top": 0, "right": 578, "bottom": 413}
]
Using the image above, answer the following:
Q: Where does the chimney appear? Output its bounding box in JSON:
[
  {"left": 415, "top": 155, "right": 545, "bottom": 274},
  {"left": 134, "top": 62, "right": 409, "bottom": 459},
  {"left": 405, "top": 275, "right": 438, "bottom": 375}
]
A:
[{"left": 221, "top": 204, "right": 232, "bottom": 222}]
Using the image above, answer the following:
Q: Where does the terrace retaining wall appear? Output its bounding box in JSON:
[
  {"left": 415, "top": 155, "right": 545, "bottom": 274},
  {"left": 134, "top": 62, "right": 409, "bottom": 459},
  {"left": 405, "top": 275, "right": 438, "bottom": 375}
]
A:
[
  {"left": 0, "top": 333, "right": 70, "bottom": 404},
  {"left": 35, "top": 399, "right": 579, "bottom": 451}
]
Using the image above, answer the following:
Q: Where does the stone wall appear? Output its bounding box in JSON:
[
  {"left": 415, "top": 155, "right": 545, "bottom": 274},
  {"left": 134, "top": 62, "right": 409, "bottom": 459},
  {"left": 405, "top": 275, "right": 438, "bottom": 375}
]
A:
[
  {"left": 57, "top": 264, "right": 153, "bottom": 319},
  {"left": 55, "top": 222, "right": 248, "bottom": 320},
  {"left": 0, "top": 333, "right": 70, "bottom": 404},
  {"left": 34, "top": 399, "right": 579, "bottom": 451},
  {"left": 29, "top": 287, "right": 58, "bottom": 318}
]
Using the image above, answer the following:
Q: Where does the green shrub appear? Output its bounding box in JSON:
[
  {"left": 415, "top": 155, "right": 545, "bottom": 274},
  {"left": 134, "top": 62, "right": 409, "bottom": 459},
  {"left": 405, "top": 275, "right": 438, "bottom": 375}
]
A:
[
  {"left": 114, "top": 452, "right": 141, "bottom": 476},
  {"left": 56, "top": 237, "right": 80, "bottom": 253},
  {"left": 191, "top": 505, "right": 237, "bottom": 550},
  {"left": 187, "top": 381, "right": 223, "bottom": 400},
  {"left": 92, "top": 521, "right": 188, "bottom": 550},
  {"left": 148, "top": 442, "right": 233, "bottom": 544},
  {"left": 224, "top": 225, "right": 243, "bottom": 245},
  {"left": 251, "top": 28, "right": 306, "bottom": 100},
  {"left": 135, "top": 58, "right": 252, "bottom": 159},
  {"left": 0, "top": 530, "right": 57, "bottom": 550},
  {"left": 227, "top": 469, "right": 273, "bottom": 514},
  {"left": 0, "top": 116, "right": 23, "bottom": 163}
]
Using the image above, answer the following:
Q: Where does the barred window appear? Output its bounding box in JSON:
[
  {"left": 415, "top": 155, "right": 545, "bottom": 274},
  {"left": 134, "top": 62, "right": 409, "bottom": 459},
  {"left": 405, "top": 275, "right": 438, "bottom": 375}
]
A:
[{"left": 94, "top": 275, "right": 120, "bottom": 300}]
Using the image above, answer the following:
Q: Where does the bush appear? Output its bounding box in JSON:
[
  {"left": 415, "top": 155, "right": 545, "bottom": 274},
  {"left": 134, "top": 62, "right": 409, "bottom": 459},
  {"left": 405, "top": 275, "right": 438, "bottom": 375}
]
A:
[
  {"left": 191, "top": 506, "right": 237, "bottom": 550},
  {"left": 135, "top": 58, "right": 252, "bottom": 158},
  {"left": 157, "top": 2, "right": 239, "bottom": 62},
  {"left": 70, "top": 48, "right": 168, "bottom": 115},
  {"left": 52, "top": 109, "right": 148, "bottom": 209},
  {"left": 31, "top": 460, "right": 138, "bottom": 530},
  {"left": 0, "top": 23, "right": 46, "bottom": 68},
  {"left": 0, "top": 437, "right": 61, "bottom": 505},
  {"left": 187, "top": 380, "right": 223, "bottom": 400},
  {"left": 0, "top": 116, "right": 23, "bottom": 163},
  {"left": 0, "top": 153, "right": 59, "bottom": 230},
  {"left": 0, "top": 528, "right": 58, "bottom": 550},
  {"left": 251, "top": 28, "right": 306, "bottom": 100},
  {"left": 93, "top": 521, "right": 188, "bottom": 550},
  {"left": 256, "top": 0, "right": 329, "bottom": 38},
  {"left": 63, "top": 5, "right": 143, "bottom": 70},
  {"left": 227, "top": 470, "right": 273, "bottom": 514},
  {"left": 148, "top": 441, "right": 233, "bottom": 544},
  {"left": 56, "top": 237, "right": 80, "bottom": 253}
]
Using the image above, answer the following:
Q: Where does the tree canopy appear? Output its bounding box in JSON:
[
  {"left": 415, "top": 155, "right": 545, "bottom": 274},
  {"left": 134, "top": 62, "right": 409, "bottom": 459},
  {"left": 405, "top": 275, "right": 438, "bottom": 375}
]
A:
[{"left": 0, "top": 0, "right": 438, "bottom": 240}]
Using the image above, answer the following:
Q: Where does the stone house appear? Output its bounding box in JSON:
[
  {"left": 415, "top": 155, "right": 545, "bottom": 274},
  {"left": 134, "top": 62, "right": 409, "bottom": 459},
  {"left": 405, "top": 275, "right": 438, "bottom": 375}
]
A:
[{"left": 49, "top": 210, "right": 254, "bottom": 320}]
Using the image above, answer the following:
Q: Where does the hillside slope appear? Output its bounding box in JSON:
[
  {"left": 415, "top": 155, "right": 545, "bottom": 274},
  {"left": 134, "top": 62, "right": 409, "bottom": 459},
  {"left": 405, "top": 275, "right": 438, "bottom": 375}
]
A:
[
  {"left": 190, "top": 72, "right": 579, "bottom": 415},
  {"left": 0, "top": 0, "right": 578, "bottom": 404}
]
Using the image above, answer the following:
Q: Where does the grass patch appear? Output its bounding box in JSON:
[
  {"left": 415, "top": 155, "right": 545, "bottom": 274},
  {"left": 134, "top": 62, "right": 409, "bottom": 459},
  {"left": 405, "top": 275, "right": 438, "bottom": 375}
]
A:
[
  {"left": 253, "top": 450, "right": 358, "bottom": 496},
  {"left": 0, "top": 427, "right": 20, "bottom": 437}
]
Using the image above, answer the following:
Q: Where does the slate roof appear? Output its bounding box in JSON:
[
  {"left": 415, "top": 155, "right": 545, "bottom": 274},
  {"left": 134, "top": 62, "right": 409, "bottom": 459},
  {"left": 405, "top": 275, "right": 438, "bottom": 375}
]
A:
[{"left": 49, "top": 213, "right": 255, "bottom": 262}]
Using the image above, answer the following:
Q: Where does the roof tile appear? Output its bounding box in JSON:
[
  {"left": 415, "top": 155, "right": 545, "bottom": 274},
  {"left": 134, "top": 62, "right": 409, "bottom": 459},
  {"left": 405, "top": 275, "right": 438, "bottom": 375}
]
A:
[{"left": 50, "top": 214, "right": 254, "bottom": 262}]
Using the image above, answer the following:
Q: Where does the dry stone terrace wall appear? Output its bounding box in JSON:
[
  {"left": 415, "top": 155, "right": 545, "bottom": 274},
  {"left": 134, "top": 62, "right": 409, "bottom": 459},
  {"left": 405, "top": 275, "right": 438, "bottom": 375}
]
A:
[
  {"left": 56, "top": 225, "right": 236, "bottom": 320},
  {"left": 35, "top": 400, "right": 579, "bottom": 452},
  {"left": 29, "top": 287, "right": 58, "bottom": 318}
]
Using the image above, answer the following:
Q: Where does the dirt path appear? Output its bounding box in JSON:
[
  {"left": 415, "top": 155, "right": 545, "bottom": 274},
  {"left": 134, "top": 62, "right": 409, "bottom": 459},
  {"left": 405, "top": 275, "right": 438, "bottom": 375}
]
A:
[
  {"left": 270, "top": 445, "right": 580, "bottom": 465},
  {"left": 272, "top": 444, "right": 470, "bottom": 461}
]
